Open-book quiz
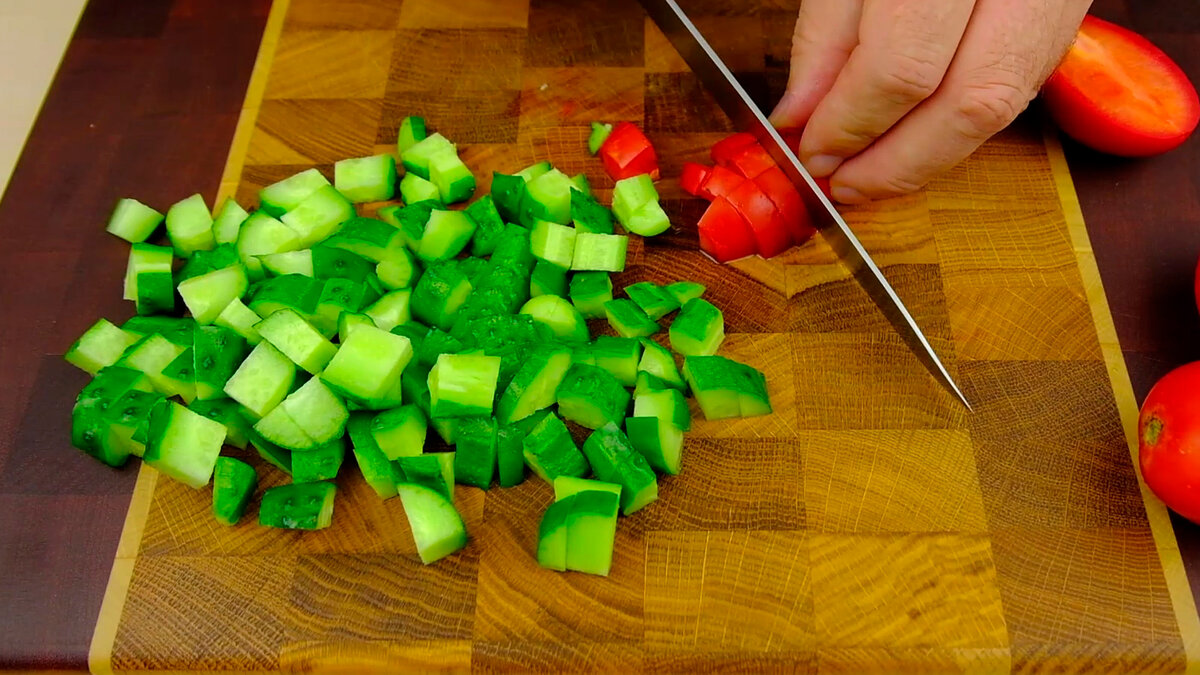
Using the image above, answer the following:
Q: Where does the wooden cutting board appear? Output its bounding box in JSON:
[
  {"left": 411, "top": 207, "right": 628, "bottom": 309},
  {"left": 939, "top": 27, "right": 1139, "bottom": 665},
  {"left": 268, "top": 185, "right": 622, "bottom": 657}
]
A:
[{"left": 87, "top": 0, "right": 1200, "bottom": 672}]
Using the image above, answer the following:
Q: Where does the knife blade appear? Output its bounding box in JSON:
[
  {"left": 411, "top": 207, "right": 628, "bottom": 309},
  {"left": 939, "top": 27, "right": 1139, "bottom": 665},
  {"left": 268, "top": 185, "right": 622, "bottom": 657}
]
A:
[{"left": 638, "top": 0, "right": 971, "bottom": 410}]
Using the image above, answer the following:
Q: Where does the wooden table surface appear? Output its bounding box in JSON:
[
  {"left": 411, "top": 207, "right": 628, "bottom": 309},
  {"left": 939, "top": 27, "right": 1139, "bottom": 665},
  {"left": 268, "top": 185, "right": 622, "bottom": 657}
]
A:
[{"left": 0, "top": 0, "right": 1198, "bottom": 671}]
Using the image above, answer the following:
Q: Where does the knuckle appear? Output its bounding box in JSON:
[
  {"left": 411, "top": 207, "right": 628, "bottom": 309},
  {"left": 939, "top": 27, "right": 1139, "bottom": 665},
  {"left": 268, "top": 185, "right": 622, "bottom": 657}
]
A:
[
  {"left": 954, "top": 78, "right": 1032, "bottom": 138},
  {"left": 872, "top": 53, "right": 944, "bottom": 104}
]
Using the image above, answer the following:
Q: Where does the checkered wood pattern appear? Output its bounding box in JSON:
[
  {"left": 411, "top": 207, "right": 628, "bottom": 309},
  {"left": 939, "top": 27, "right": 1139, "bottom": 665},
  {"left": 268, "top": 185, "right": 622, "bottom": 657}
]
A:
[{"left": 104, "top": 0, "right": 1192, "bottom": 672}]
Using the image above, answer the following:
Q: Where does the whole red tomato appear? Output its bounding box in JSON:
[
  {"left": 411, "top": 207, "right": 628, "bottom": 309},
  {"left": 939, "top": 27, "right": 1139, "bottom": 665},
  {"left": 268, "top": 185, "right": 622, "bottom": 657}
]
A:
[{"left": 1139, "top": 361, "right": 1200, "bottom": 523}]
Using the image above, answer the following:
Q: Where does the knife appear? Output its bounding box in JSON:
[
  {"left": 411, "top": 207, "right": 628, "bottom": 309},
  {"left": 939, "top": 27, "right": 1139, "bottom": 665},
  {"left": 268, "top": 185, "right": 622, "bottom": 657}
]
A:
[{"left": 638, "top": 0, "right": 971, "bottom": 410}]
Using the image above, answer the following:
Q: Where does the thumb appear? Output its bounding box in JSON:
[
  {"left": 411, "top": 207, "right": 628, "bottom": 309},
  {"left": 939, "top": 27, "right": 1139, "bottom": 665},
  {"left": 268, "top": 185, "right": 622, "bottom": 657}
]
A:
[{"left": 769, "top": 0, "right": 863, "bottom": 130}]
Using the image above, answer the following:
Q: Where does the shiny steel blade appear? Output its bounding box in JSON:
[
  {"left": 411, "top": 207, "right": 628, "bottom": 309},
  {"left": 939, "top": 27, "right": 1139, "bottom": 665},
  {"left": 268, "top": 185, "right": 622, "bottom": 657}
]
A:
[{"left": 639, "top": 0, "right": 970, "bottom": 409}]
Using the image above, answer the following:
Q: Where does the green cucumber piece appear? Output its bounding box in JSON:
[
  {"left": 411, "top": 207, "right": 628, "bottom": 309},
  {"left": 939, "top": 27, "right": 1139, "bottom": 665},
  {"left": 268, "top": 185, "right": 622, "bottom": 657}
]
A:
[
  {"left": 428, "top": 147, "right": 476, "bottom": 204},
  {"left": 124, "top": 242, "right": 173, "bottom": 301},
  {"left": 237, "top": 211, "right": 302, "bottom": 279},
  {"left": 489, "top": 172, "right": 528, "bottom": 222},
  {"left": 456, "top": 256, "right": 490, "bottom": 288},
  {"left": 490, "top": 223, "right": 536, "bottom": 275},
  {"left": 311, "top": 245, "right": 375, "bottom": 282},
  {"left": 590, "top": 336, "right": 641, "bottom": 387},
  {"left": 292, "top": 439, "right": 346, "bottom": 483},
  {"left": 223, "top": 341, "right": 298, "bottom": 419},
  {"left": 143, "top": 401, "right": 227, "bottom": 489},
  {"left": 338, "top": 311, "right": 375, "bottom": 342},
  {"left": 530, "top": 259, "right": 567, "bottom": 298},
  {"left": 258, "top": 168, "right": 330, "bottom": 218},
  {"left": 119, "top": 316, "right": 195, "bottom": 344},
  {"left": 335, "top": 154, "right": 397, "bottom": 203},
  {"left": 253, "top": 400, "right": 316, "bottom": 451},
  {"left": 571, "top": 233, "right": 627, "bottom": 272},
  {"left": 381, "top": 200, "right": 443, "bottom": 251},
  {"left": 363, "top": 289, "right": 412, "bottom": 332},
  {"left": 633, "top": 387, "right": 690, "bottom": 431},
  {"left": 571, "top": 173, "right": 591, "bottom": 195},
  {"left": 626, "top": 416, "right": 684, "bottom": 476},
  {"left": 568, "top": 272, "right": 613, "bottom": 319},
  {"left": 178, "top": 264, "right": 249, "bottom": 325},
  {"left": 160, "top": 348, "right": 198, "bottom": 403},
  {"left": 400, "top": 172, "right": 442, "bottom": 205},
  {"left": 371, "top": 405, "right": 427, "bottom": 461},
  {"left": 522, "top": 412, "right": 589, "bottom": 483},
  {"left": 530, "top": 219, "right": 576, "bottom": 270},
  {"left": 555, "top": 363, "right": 631, "bottom": 430},
  {"left": 65, "top": 319, "right": 138, "bottom": 375},
  {"left": 116, "top": 334, "right": 187, "bottom": 396},
  {"left": 389, "top": 321, "right": 428, "bottom": 352},
  {"left": 683, "top": 355, "right": 772, "bottom": 420},
  {"left": 249, "top": 431, "right": 293, "bottom": 475},
  {"left": 249, "top": 273, "right": 323, "bottom": 320},
  {"left": 537, "top": 496, "right": 573, "bottom": 571},
  {"left": 604, "top": 299, "right": 659, "bottom": 338},
  {"left": 401, "top": 132, "right": 455, "bottom": 180},
  {"left": 519, "top": 295, "right": 588, "bottom": 343},
  {"left": 454, "top": 416, "right": 497, "bottom": 489},
  {"left": 625, "top": 199, "right": 671, "bottom": 237},
  {"left": 465, "top": 195, "right": 505, "bottom": 256},
  {"left": 322, "top": 324, "right": 413, "bottom": 404},
  {"left": 259, "top": 481, "right": 336, "bottom": 530},
  {"left": 665, "top": 280, "right": 705, "bottom": 305},
  {"left": 396, "top": 116, "right": 427, "bottom": 154},
  {"left": 669, "top": 297, "right": 725, "bottom": 356},
  {"left": 75, "top": 365, "right": 153, "bottom": 412},
  {"left": 280, "top": 184, "right": 355, "bottom": 248},
  {"left": 134, "top": 270, "right": 174, "bottom": 315},
  {"left": 553, "top": 475, "right": 622, "bottom": 501},
  {"left": 211, "top": 457, "right": 257, "bottom": 525},
  {"left": 255, "top": 308, "right": 337, "bottom": 374},
  {"left": 395, "top": 483, "right": 468, "bottom": 564},
  {"left": 635, "top": 372, "right": 675, "bottom": 396},
  {"left": 637, "top": 338, "right": 685, "bottom": 390},
  {"left": 188, "top": 398, "right": 252, "bottom": 450},
  {"left": 496, "top": 344, "right": 572, "bottom": 425},
  {"left": 565, "top": 489, "right": 620, "bottom": 576},
  {"left": 417, "top": 210, "right": 476, "bottom": 263},
  {"left": 165, "top": 193, "right": 216, "bottom": 257},
  {"left": 581, "top": 422, "right": 658, "bottom": 515},
  {"left": 522, "top": 168, "right": 574, "bottom": 225},
  {"left": 395, "top": 454, "right": 454, "bottom": 502},
  {"left": 212, "top": 197, "right": 249, "bottom": 246},
  {"left": 312, "top": 278, "right": 369, "bottom": 338},
  {"left": 348, "top": 412, "right": 399, "bottom": 499},
  {"left": 177, "top": 243, "right": 240, "bottom": 284},
  {"left": 411, "top": 262, "right": 472, "bottom": 331},
  {"left": 280, "top": 376, "right": 348, "bottom": 444},
  {"left": 192, "top": 325, "right": 248, "bottom": 400},
  {"left": 428, "top": 352, "right": 501, "bottom": 419},
  {"left": 496, "top": 423, "right": 528, "bottom": 487},
  {"left": 375, "top": 246, "right": 418, "bottom": 290},
  {"left": 320, "top": 216, "right": 402, "bottom": 263},
  {"left": 625, "top": 282, "right": 680, "bottom": 321},
  {"left": 106, "top": 197, "right": 164, "bottom": 243},
  {"left": 215, "top": 297, "right": 263, "bottom": 345},
  {"left": 101, "top": 389, "right": 164, "bottom": 459},
  {"left": 587, "top": 121, "right": 613, "bottom": 155},
  {"left": 570, "top": 190, "right": 614, "bottom": 234},
  {"left": 416, "top": 328, "right": 465, "bottom": 368},
  {"left": 611, "top": 174, "right": 659, "bottom": 225},
  {"left": 516, "top": 160, "right": 551, "bottom": 183},
  {"left": 260, "top": 250, "right": 313, "bottom": 277}
]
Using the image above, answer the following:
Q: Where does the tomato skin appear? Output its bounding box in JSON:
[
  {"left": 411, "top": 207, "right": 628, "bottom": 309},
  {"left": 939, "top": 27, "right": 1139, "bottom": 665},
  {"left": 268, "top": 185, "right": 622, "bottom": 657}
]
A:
[
  {"left": 680, "top": 162, "right": 712, "bottom": 198},
  {"left": 727, "top": 179, "right": 792, "bottom": 258},
  {"left": 726, "top": 143, "right": 776, "bottom": 179},
  {"left": 1042, "top": 15, "right": 1199, "bottom": 157},
  {"left": 1138, "top": 361, "right": 1200, "bottom": 524},
  {"left": 710, "top": 132, "right": 757, "bottom": 165},
  {"left": 697, "top": 196, "right": 758, "bottom": 263},
  {"left": 599, "top": 121, "right": 661, "bottom": 180},
  {"left": 755, "top": 167, "right": 815, "bottom": 245},
  {"left": 698, "top": 165, "right": 745, "bottom": 201}
]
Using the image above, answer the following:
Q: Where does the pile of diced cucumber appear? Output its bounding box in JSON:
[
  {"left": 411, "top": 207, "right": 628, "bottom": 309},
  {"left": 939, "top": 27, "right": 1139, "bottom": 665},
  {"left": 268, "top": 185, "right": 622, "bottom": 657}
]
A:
[{"left": 64, "top": 116, "right": 771, "bottom": 574}]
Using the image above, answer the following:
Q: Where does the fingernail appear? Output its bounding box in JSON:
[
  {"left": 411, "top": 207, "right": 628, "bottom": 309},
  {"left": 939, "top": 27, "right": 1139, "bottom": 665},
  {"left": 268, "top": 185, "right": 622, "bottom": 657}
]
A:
[
  {"left": 806, "top": 154, "right": 842, "bottom": 177},
  {"left": 831, "top": 185, "right": 866, "bottom": 204}
]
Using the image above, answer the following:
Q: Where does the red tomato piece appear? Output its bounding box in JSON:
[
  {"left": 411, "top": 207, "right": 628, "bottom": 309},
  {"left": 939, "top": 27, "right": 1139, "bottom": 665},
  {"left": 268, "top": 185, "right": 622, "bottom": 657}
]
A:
[
  {"left": 697, "top": 196, "right": 758, "bottom": 263},
  {"left": 599, "top": 121, "right": 661, "bottom": 180},
  {"left": 710, "top": 132, "right": 757, "bottom": 165},
  {"left": 680, "top": 162, "right": 712, "bottom": 198},
  {"left": 727, "top": 179, "right": 792, "bottom": 258},
  {"left": 1042, "top": 15, "right": 1199, "bottom": 157},
  {"left": 727, "top": 143, "right": 776, "bottom": 179},
  {"left": 754, "top": 167, "right": 815, "bottom": 245},
  {"left": 1139, "top": 361, "right": 1200, "bottom": 524},
  {"left": 697, "top": 165, "right": 745, "bottom": 201}
]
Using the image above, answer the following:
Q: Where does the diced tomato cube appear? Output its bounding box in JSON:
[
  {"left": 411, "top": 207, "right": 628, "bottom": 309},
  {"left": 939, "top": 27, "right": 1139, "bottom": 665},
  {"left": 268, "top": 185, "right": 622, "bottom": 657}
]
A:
[
  {"left": 755, "top": 167, "right": 815, "bottom": 245},
  {"left": 598, "top": 121, "right": 660, "bottom": 181},
  {"left": 710, "top": 132, "right": 757, "bottom": 165},
  {"left": 698, "top": 165, "right": 744, "bottom": 201},
  {"left": 697, "top": 196, "right": 758, "bottom": 263},
  {"left": 727, "top": 179, "right": 792, "bottom": 258},
  {"left": 727, "top": 143, "right": 776, "bottom": 179},
  {"left": 680, "top": 162, "right": 712, "bottom": 198}
]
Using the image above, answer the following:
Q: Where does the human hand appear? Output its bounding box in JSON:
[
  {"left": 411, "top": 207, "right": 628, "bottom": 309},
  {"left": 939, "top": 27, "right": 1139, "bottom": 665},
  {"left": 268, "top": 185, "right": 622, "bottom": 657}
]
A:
[{"left": 769, "top": 0, "right": 1093, "bottom": 204}]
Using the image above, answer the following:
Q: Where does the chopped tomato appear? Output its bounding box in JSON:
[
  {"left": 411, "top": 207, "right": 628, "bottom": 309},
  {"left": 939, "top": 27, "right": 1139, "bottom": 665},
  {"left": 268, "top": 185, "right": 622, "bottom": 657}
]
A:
[
  {"left": 698, "top": 165, "right": 745, "bottom": 201},
  {"left": 754, "top": 167, "right": 815, "bottom": 244},
  {"left": 599, "top": 121, "right": 661, "bottom": 180},
  {"left": 727, "top": 143, "right": 776, "bottom": 179},
  {"left": 710, "top": 132, "right": 757, "bottom": 165},
  {"left": 697, "top": 196, "right": 757, "bottom": 263},
  {"left": 680, "top": 162, "right": 712, "bottom": 198},
  {"left": 727, "top": 180, "right": 792, "bottom": 258},
  {"left": 1042, "top": 15, "right": 1199, "bottom": 157}
]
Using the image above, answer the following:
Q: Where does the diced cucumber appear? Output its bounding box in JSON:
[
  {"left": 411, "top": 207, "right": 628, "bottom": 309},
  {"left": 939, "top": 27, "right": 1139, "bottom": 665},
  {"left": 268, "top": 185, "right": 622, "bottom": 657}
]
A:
[
  {"left": 211, "top": 197, "right": 248, "bottom": 246},
  {"left": 312, "top": 278, "right": 369, "bottom": 337},
  {"left": 638, "top": 337, "right": 685, "bottom": 390},
  {"left": 625, "top": 282, "right": 680, "bottom": 321},
  {"left": 188, "top": 398, "right": 252, "bottom": 450},
  {"left": 571, "top": 173, "right": 591, "bottom": 196},
  {"left": 530, "top": 259, "right": 567, "bottom": 297},
  {"left": 124, "top": 242, "right": 173, "bottom": 301},
  {"left": 192, "top": 325, "right": 248, "bottom": 400},
  {"left": 625, "top": 199, "right": 671, "bottom": 237},
  {"left": 280, "top": 376, "right": 348, "bottom": 444},
  {"left": 590, "top": 336, "right": 641, "bottom": 387},
  {"left": 522, "top": 412, "right": 589, "bottom": 483},
  {"left": 178, "top": 264, "right": 249, "bottom": 325},
  {"left": 665, "top": 280, "right": 705, "bottom": 305},
  {"left": 411, "top": 262, "right": 472, "bottom": 331},
  {"left": 254, "top": 399, "right": 316, "bottom": 452},
  {"left": 101, "top": 389, "right": 164, "bottom": 459},
  {"left": 75, "top": 365, "right": 153, "bottom": 412},
  {"left": 456, "top": 256, "right": 490, "bottom": 288},
  {"left": 428, "top": 352, "right": 501, "bottom": 418},
  {"left": 223, "top": 341, "right": 297, "bottom": 419},
  {"left": 338, "top": 311, "right": 375, "bottom": 342},
  {"left": 565, "top": 489, "right": 620, "bottom": 576},
  {"left": 416, "top": 328, "right": 464, "bottom": 367},
  {"left": 400, "top": 172, "right": 442, "bottom": 205},
  {"left": 428, "top": 146, "right": 476, "bottom": 204},
  {"left": 395, "top": 454, "right": 453, "bottom": 502},
  {"left": 401, "top": 132, "right": 455, "bottom": 180},
  {"left": 165, "top": 193, "right": 215, "bottom": 257},
  {"left": 371, "top": 405, "right": 427, "bottom": 461},
  {"left": 177, "top": 243, "right": 240, "bottom": 284},
  {"left": 281, "top": 184, "right": 355, "bottom": 248},
  {"left": 260, "top": 250, "right": 314, "bottom": 277},
  {"left": 237, "top": 211, "right": 302, "bottom": 279},
  {"left": 249, "top": 274, "right": 322, "bottom": 320},
  {"left": 249, "top": 430, "right": 293, "bottom": 475},
  {"left": 160, "top": 348, "right": 198, "bottom": 403},
  {"left": 581, "top": 423, "right": 658, "bottom": 515},
  {"left": 465, "top": 195, "right": 505, "bottom": 256},
  {"left": 134, "top": 270, "right": 174, "bottom": 315},
  {"left": 396, "top": 483, "right": 468, "bottom": 564},
  {"left": 537, "top": 497, "right": 573, "bottom": 571},
  {"left": 258, "top": 168, "right": 330, "bottom": 218},
  {"left": 530, "top": 219, "right": 576, "bottom": 270},
  {"left": 106, "top": 197, "right": 164, "bottom": 243},
  {"left": 335, "top": 154, "right": 397, "bottom": 203},
  {"left": 321, "top": 216, "right": 403, "bottom": 263},
  {"left": 259, "top": 481, "right": 336, "bottom": 530},
  {"left": 490, "top": 223, "right": 536, "bottom": 275},
  {"left": 683, "top": 355, "right": 772, "bottom": 420},
  {"left": 587, "top": 121, "right": 613, "bottom": 155},
  {"left": 143, "top": 401, "right": 227, "bottom": 489},
  {"left": 669, "top": 298, "right": 725, "bottom": 356},
  {"left": 556, "top": 363, "right": 631, "bottom": 430},
  {"left": 454, "top": 416, "right": 497, "bottom": 489},
  {"left": 381, "top": 200, "right": 441, "bottom": 251},
  {"left": 215, "top": 297, "right": 263, "bottom": 345},
  {"left": 376, "top": 246, "right": 417, "bottom": 290},
  {"left": 571, "top": 233, "right": 627, "bottom": 272},
  {"left": 120, "top": 316, "right": 195, "bottom": 344},
  {"left": 117, "top": 334, "right": 187, "bottom": 396},
  {"left": 522, "top": 168, "right": 574, "bottom": 225},
  {"left": 515, "top": 161, "right": 551, "bottom": 183},
  {"left": 634, "top": 387, "right": 690, "bottom": 431},
  {"left": 604, "top": 299, "right": 659, "bottom": 338},
  {"left": 496, "top": 344, "right": 572, "bottom": 425},
  {"left": 496, "top": 423, "right": 528, "bottom": 487},
  {"left": 397, "top": 115, "right": 427, "bottom": 154},
  {"left": 519, "top": 295, "right": 588, "bottom": 343},
  {"left": 489, "top": 172, "right": 527, "bottom": 222},
  {"left": 417, "top": 210, "right": 476, "bottom": 263},
  {"left": 292, "top": 439, "right": 346, "bottom": 483},
  {"left": 322, "top": 324, "right": 413, "bottom": 405},
  {"left": 635, "top": 371, "right": 675, "bottom": 396},
  {"left": 65, "top": 319, "right": 138, "bottom": 375},
  {"left": 255, "top": 308, "right": 337, "bottom": 374},
  {"left": 569, "top": 272, "right": 613, "bottom": 319},
  {"left": 348, "top": 413, "right": 399, "bottom": 499},
  {"left": 364, "top": 289, "right": 412, "bottom": 332},
  {"left": 312, "top": 245, "right": 375, "bottom": 282},
  {"left": 554, "top": 475, "right": 622, "bottom": 501},
  {"left": 611, "top": 174, "right": 659, "bottom": 225},
  {"left": 212, "top": 457, "right": 257, "bottom": 525},
  {"left": 570, "top": 190, "right": 614, "bottom": 235}
]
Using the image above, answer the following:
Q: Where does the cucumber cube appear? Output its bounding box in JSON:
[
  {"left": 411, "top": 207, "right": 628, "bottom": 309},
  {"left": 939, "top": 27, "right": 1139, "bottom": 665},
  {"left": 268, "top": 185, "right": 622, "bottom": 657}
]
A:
[
  {"left": 665, "top": 280, "right": 705, "bottom": 305},
  {"left": 565, "top": 490, "right": 620, "bottom": 576},
  {"left": 626, "top": 416, "right": 684, "bottom": 475},
  {"left": 237, "top": 211, "right": 302, "bottom": 279},
  {"left": 211, "top": 197, "right": 249, "bottom": 246},
  {"left": 334, "top": 154, "right": 397, "bottom": 203},
  {"left": 253, "top": 404, "right": 315, "bottom": 451},
  {"left": 178, "top": 264, "right": 250, "bottom": 325},
  {"left": 255, "top": 308, "right": 337, "bottom": 374},
  {"left": 321, "top": 216, "right": 403, "bottom": 263},
  {"left": 192, "top": 325, "right": 248, "bottom": 400},
  {"left": 428, "top": 147, "right": 476, "bottom": 204},
  {"left": 215, "top": 297, "right": 263, "bottom": 345},
  {"left": 417, "top": 210, "right": 476, "bottom": 263},
  {"left": 496, "top": 423, "right": 528, "bottom": 487},
  {"left": 611, "top": 174, "right": 659, "bottom": 225},
  {"left": 249, "top": 274, "right": 323, "bottom": 320},
  {"left": 516, "top": 160, "right": 552, "bottom": 183},
  {"left": 571, "top": 233, "right": 627, "bottom": 272},
  {"left": 570, "top": 190, "right": 614, "bottom": 234},
  {"left": 258, "top": 168, "right": 330, "bottom": 218},
  {"left": 165, "top": 193, "right": 215, "bottom": 257},
  {"left": 177, "top": 243, "right": 240, "bottom": 284},
  {"left": 489, "top": 172, "right": 528, "bottom": 222},
  {"left": 581, "top": 423, "right": 658, "bottom": 516},
  {"left": 106, "top": 197, "right": 164, "bottom": 243},
  {"left": 259, "top": 481, "right": 336, "bottom": 530},
  {"left": 134, "top": 270, "right": 174, "bottom": 315},
  {"left": 569, "top": 272, "right": 613, "bottom": 319},
  {"left": 604, "top": 299, "right": 660, "bottom": 338},
  {"left": 396, "top": 483, "right": 468, "bottom": 564},
  {"left": 523, "top": 168, "right": 574, "bottom": 225},
  {"left": 101, "top": 389, "right": 164, "bottom": 460},
  {"left": 371, "top": 405, "right": 427, "bottom": 461},
  {"left": 223, "top": 341, "right": 298, "bottom": 419},
  {"left": 401, "top": 132, "right": 455, "bottom": 180},
  {"left": 337, "top": 311, "right": 375, "bottom": 343},
  {"left": 396, "top": 115, "right": 427, "bottom": 154},
  {"left": 212, "top": 457, "right": 257, "bottom": 525},
  {"left": 412, "top": 262, "right": 473, "bottom": 331},
  {"left": 634, "top": 387, "right": 691, "bottom": 431},
  {"left": 313, "top": 278, "right": 370, "bottom": 338},
  {"left": 376, "top": 246, "right": 418, "bottom": 290},
  {"left": 65, "top": 319, "right": 138, "bottom": 375},
  {"left": 590, "top": 336, "right": 641, "bottom": 387},
  {"left": 117, "top": 334, "right": 187, "bottom": 396},
  {"left": 428, "top": 352, "right": 501, "bottom": 419},
  {"left": 669, "top": 298, "right": 725, "bottom": 356},
  {"left": 260, "top": 250, "right": 314, "bottom": 278},
  {"left": 522, "top": 412, "right": 589, "bottom": 483},
  {"left": 292, "top": 439, "right": 346, "bottom": 483},
  {"left": 530, "top": 259, "right": 567, "bottom": 298},
  {"left": 587, "top": 122, "right": 613, "bottom": 155},
  {"left": 363, "top": 289, "right": 412, "bottom": 332},
  {"left": 625, "top": 199, "right": 671, "bottom": 237},
  {"left": 625, "top": 282, "right": 680, "bottom": 321},
  {"left": 496, "top": 344, "right": 572, "bottom": 425},
  {"left": 280, "top": 377, "right": 348, "bottom": 444},
  {"left": 347, "top": 413, "right": 398, "bottom": 500},
  {"left": 553, "top": 475, "right": 622, "bottom": 500},
  {"left": 124, "top": 242, "right": 173, "bottom": 301},
  {"left": 519, "top": 295, "right": 588, "bottom": 343},
  {"left": 555, "top": 363, "right": 631, "bottom": 430},
  {"left": 530, "top": 220, "right": 576, "bottom": 270},
  {"left": 683, "top": 355, "right": 772, "bottom": 420},
  {"left": 249, "top": 432, "right": 293, "bottom": 475},
  {"left": 280, "top": 185, "right": 354, "bottom": 248},
  {"left": 395, "top": 454, "right": 454, "bottom": 501},
  {"left": 571, "top": 173, "right": 591, "bottom": 196},
  {"left": 454, "top": 416, "right": 497, "bottom": 489},
  {"left": 321, "top": 324, "right": 413, "bottom": 404},
  {"left": 160, "top": 348, "right": 198, "bottom": 403},
  {"left": 635, "top": 371, "right": 676, "bottom": 395},
  {"left": 311, "top": 245, "right": 375, "bottom": 282},
  {"left": 188, "top": 398, "right": 252, "bottom": 450},
  {"left": 143, "top": 401, "right": 227, "bottom": 489},
  {"left": 537, "top": 497, "right": 573, "bottom": 571},
  {"left": 399, "top": 173, "right": 442, "bottom": 206},
  {"left": 638, "top": 337, "right": 685, "bottom": 390},
  {"left": 465, "top": 195, "right": 505, "bottom": 256}
]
